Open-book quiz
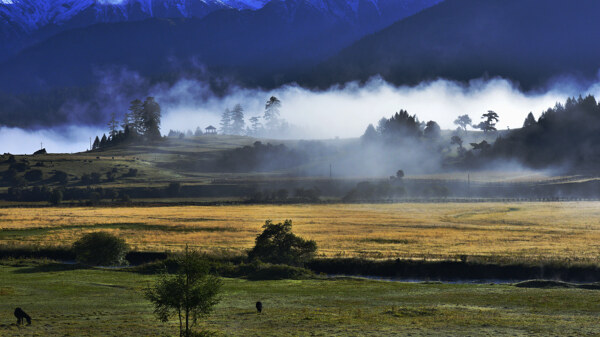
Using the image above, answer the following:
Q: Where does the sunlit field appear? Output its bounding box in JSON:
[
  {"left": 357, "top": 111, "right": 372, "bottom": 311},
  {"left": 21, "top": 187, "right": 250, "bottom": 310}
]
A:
[{"left": 2, "top": 202, "right": 600, "bottom": 263}]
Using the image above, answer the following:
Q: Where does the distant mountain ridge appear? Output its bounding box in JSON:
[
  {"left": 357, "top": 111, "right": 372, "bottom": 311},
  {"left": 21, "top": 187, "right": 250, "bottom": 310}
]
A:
[
  {"left": 0, "top": 0, "right": 256, "bottom": 59},
  {"left": 0, "top": 0, "right": 442, "bottom": 92},
  {"left": 305, "top": 0, "right": 600, "bottom": 90}
]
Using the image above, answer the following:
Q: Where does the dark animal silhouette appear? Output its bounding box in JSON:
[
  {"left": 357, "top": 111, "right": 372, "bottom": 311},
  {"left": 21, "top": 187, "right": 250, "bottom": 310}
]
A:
[
  {"left": 256, "top": 301, "right": 262, "bottom": 313},
  {"left": 14, "top": 307, "right": 31, "bottom": 325}
]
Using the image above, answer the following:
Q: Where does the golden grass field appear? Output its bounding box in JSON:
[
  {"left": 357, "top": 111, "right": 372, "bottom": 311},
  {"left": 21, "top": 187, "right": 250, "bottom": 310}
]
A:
[{"left": 2, "top": 202, "right": 600, "bottom": 262}]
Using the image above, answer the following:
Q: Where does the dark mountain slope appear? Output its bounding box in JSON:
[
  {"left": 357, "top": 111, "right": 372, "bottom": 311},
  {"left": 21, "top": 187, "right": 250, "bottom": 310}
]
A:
[
  {"left": 0, "top": 0, "right": 440, "bottom": 93},
  {"left": 304, "top": 0, "right": 600, "bottom": 90}
]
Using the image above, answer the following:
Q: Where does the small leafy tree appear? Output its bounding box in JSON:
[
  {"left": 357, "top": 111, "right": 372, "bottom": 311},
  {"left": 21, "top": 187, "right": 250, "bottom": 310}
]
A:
[
  {"left": 454, "top": 114, "right": 472, "bottom": 131},
  {"left": 72, "top": 232, "right": 129, "bottom": 266},
  {"left": 248, "top": 220, "right": 317, "bottom": 265},
  {"left": 145, "top": 248, "right": 222, "bottom": 337}
]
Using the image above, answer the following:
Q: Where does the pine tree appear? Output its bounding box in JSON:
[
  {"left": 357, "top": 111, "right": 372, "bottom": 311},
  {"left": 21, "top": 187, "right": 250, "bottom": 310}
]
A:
[
  {"left": 523, "top": 112, "right": 536, "bottom": 128},
  {"left": 220, "top": 108, "right": 232, "bottom": 135},
  {"left": 108, "top": 112, "right": 119, "bottom": 139},
  {"left": 249, "top": 116, "right": 262, "bottom": 135},
  {"left": 128, "top": 99, "right": 144, "bottom": 134},
  {"left": 92, "top": 136, "right": 100, "bottom": 150},
  {"left": 100, "top": 134, "right": 108, "bottom": 148},
  {"left": 230, "top": 104, "right": 245, "bottom": 135},
  {"left": 194, "top": 126, "right": 203, "bottom": 136},
  {"left": 264, "top": 96, "right": 281, "bottom": 130},
  {"left": 142, "top": 97, "right": 162, "bottom": 140}
]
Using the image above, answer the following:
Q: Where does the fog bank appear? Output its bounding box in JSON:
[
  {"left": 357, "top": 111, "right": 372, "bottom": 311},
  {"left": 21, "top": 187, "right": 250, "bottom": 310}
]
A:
[{"left": 3, "top": 74, "right": 600, "bottom": 154}]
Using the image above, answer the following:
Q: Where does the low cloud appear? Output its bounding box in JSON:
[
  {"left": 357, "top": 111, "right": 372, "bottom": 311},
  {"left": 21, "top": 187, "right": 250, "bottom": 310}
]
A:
[
  {"left": 157, "top": 76, "right": 597, "bottom": 139},
  {"left": 0, "top": 125, "right": 104, "bottom": 155},
  {"left": 2, "top": 73, "right": 600, "bottom": 154}
]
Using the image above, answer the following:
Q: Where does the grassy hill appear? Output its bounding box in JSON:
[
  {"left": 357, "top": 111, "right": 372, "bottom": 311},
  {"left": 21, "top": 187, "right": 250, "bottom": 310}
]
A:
[{"left": 0, "top": 131, "right": 595, "bottom": 205}]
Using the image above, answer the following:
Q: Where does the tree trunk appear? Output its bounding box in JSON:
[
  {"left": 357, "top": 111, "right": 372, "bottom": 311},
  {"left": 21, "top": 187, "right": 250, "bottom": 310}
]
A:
[
  {"left": 178, "top": 308, "right": 183, "bottom": 337},
  {"left": 185, "top": 307, "right": 189, "bottom": 337}
]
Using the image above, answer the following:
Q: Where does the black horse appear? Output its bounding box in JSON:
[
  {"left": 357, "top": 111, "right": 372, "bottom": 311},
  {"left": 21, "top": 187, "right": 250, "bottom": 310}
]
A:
[
  {"left": 256, "top": 301, "right": 263, "bottom": 313},
  {"left": 14, "top": 307, "right": 31, "bottom": 325}
]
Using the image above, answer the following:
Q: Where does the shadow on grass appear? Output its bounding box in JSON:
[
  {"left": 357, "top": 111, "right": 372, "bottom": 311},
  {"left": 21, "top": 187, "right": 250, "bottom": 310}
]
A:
[{"left": 13, "top": 263, "right": 89, "bottom": 274}]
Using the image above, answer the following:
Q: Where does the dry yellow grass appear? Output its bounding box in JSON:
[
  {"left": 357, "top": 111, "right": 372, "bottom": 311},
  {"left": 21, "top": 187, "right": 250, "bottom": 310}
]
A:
[{"left": 1, "top": 202, "right": 600, "bottom": 262}]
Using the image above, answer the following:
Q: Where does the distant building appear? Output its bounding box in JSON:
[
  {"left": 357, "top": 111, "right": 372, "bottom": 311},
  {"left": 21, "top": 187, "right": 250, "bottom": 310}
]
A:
[{"left": 205, "top": 125, "right": 217, "bottom": 135}]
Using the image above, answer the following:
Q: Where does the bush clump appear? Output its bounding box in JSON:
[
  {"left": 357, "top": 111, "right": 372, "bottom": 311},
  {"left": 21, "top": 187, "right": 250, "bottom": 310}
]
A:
[
  {"left": 72, "top": 232, "right": 129, "bottom": 266},
  {"left": 248, "top": 220, "right": 317, "bottom": 266}
]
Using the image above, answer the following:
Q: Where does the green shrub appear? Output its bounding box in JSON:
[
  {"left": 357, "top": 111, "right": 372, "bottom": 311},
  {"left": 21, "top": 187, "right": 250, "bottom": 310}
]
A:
[
  {"left": 72, "top": 232, "right": 129, "bottom": 266},
  {"left": 248, "top": 220, "right": 317, "bottom": 266}
]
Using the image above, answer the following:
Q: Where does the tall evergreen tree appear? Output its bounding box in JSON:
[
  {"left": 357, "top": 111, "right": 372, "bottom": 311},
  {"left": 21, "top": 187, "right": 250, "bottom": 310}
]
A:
[
  {"left": 249, "top": 116, "right": 262, "bottom": 135},
  {"left": 128, "top": 99, "right": 144, "bottom": 134},
  {"left": 230, "top": 104, "right": 245, "bottom": 135},
  {"left": 92, "top": 136, "right": 100, "bottom": 150},
  {"left": 523, "top": 112, "right": 536, "bottom": 128},
  {"left": 220, "top": 108, "right": 232, "bottom": 134},
  {"left": 264, "top": 96, "right": 281, "bottom": 130},
  {"left": 142, "top": 97, "right": 162, "bottom": 140},
  {"left": 100, "top": 134, "right": 108, "bottom": 148},
  {"left": 108, "top": 112, "right": 119, "bottom": 139}
]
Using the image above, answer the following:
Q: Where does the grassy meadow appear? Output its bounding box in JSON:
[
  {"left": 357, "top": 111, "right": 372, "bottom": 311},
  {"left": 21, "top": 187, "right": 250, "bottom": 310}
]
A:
[
  {"left": 2, "top": 263, "right": 600, "bottom": 336},
  {"left": 2, "top": 202, "right": 600, "bottom": 263}
]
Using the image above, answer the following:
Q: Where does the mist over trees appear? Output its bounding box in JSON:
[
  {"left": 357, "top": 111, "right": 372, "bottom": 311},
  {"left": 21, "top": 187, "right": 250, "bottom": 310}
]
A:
[
  {"left": 92, "top": 97, "right": 162, "bottom": 150},
  {"left": 490, "top": 95, "right": 600, "bottom": 170},
  {"left": 218, "top": 96, "right": 289, "bottom": 137}
]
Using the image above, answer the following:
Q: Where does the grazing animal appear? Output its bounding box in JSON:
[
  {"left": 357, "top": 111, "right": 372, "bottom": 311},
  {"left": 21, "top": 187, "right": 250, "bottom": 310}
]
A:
[
  {"left": 14, "top": 307, "right": 31, "bottom": 325},
  {"left": 256, "top": 301, "right": 263, "bottom": 313}
]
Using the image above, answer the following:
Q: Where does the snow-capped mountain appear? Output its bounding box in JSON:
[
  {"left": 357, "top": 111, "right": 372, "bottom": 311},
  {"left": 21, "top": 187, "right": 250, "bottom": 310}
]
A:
[
  {"left": 1, "top": 0, "right": 236, "bottom": 35},
  {"left": 0, "top": 0, "right": 443, "bottom": 94},
  {"left": 0, "top": 0, "right": 436, "bottom": 35},
  {"left": 0, "top": 0, "right": 441, "bottom": 61}
]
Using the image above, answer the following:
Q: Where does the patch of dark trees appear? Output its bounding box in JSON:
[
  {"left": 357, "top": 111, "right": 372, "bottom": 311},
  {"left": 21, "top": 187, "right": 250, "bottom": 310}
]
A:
[
  {"left": 5, "top": 245, "right": 600, "bottom": 283},
  {"left": 0, "top": 247, "right": 167, "bottom": 266},
  {"left": 215, "top": 141, "right": 307, "bottom": 172},
  {"left": 91, "top": 97, "right": 163, "bottom": 151},
  {"left": 307, "top": 258, "right": 600, "bottom": 283},
  {"left": 363, "top": 95, "right": 600, "bottom": 173},
  {"left": 484, "top": 95, "right": 600, "bottom": 170}
]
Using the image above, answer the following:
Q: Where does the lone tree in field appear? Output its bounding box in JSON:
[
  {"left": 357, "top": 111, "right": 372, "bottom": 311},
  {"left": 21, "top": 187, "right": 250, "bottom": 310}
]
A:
[
  {"left": 454, "top": 114, "right": 472, "bottom": 131},
  {"left": 72, "top": 232, "right": 129, "bottom": 266},
  {"left": 474, "top": 111, "right": 499, "bottom": 133},
  {"left": 248, "top": 220, "right": 317, "bottom": 265},
  {"left": 145, "top": 247, "right": 222, "bottom": 337}
]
